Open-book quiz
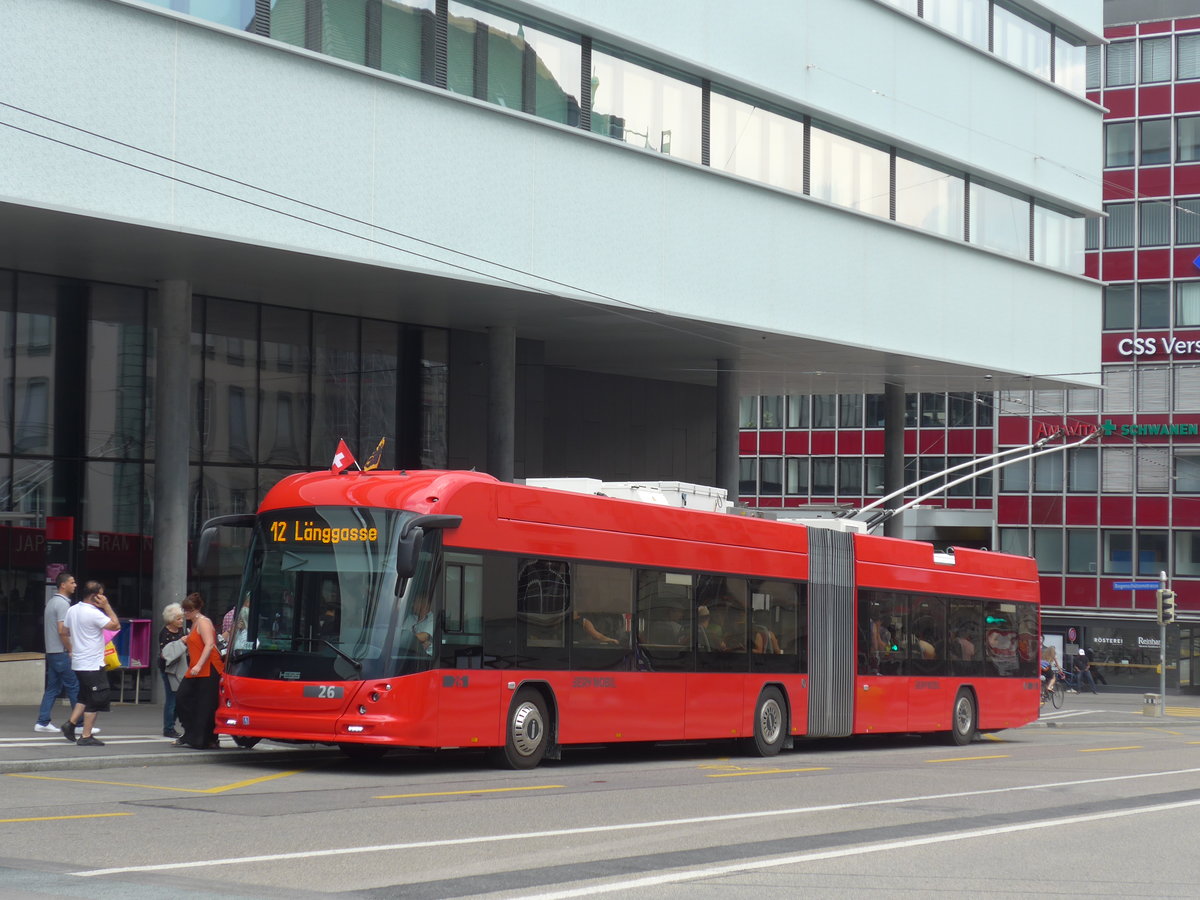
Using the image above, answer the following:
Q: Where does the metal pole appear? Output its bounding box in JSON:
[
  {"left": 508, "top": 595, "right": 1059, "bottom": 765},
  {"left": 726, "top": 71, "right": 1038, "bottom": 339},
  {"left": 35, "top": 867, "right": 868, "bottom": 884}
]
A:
[{"left": 1159, "top": 569, "right": 1167, "bottom": 717}]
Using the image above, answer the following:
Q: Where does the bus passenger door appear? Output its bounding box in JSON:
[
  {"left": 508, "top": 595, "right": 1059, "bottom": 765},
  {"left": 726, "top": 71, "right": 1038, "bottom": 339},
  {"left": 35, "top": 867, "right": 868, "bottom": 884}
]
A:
[{"left": 436, "top": 553, "right": 501, "bottom": 746}]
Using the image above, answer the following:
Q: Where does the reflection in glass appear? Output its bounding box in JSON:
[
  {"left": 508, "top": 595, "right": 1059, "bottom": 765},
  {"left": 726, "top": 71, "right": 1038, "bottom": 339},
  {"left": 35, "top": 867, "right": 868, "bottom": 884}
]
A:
[
  {"left": 203, "top": 299, "right": 258, "bottom": 465},
  {"left": 381, "top": 0, "right": 435, "bottom": 82},
  {"left": 810, "top": 125, "right": 889, "bottom": 218},
  {"left": 1104, "top": 122, "right": 1134, "bottom": 168},
  {"left": 1140, "top": 119, "right": 1171, "bottom": 166},
  {"left": 1176, "top": 531, "right": 1200, "bottom": 577},
  {"left": 88, "top": 285, "right": 147, "bottom": 460},
  {"left": 709, "top": 93, "right": 804, "bottom": 195},
  {"left": 361, "top": 321, "right": 398, "bottom": 469},
  {"left": 0, "top": 274, "right": 12, "bottom": 454},
  {"left": 924, "top": 0, "right": 987, "bottom": 49},
  {"left": 590, "top": 51, "right": 701, "bottom": 163},
  {"left": 1034, "top": 204, "right": 1083, "bottom": 272},
  {"left": 311, "top": 314, "right": 359, "bottom": 466},
  {"left": 969, "top": 181, "right": 1029, "bottom": 259},
  {"left": 420, "top": 327, "right": 448, "bottom": 468},
  {"left": 260, "top": 308, "right": 311, "bottom": 467},
  {"left": 1055, "top": 35, "right": 1087, "bottom": 94},
  {"left": 146, "top": 0, "right": 257, "bottom": 30},
  {"left": 993, "top": 4, "right": 1051, "bottom": 79},
  {"left": 895, "top": 156, "right": 963, "bottom": 239}
]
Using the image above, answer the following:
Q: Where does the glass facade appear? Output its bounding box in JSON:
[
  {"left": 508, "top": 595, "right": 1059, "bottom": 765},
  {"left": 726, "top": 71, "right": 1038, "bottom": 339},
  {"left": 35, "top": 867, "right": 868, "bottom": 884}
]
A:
[
  {"left": 142, "top": 0, "right": 1091, "bottom": 274},
  {"left": 0, "top": 269, "right": 447, "bottom": 653}
]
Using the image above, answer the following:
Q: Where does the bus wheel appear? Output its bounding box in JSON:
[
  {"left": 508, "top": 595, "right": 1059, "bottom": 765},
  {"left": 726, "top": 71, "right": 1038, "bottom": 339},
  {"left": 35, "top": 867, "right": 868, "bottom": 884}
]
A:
[
  {"left": 499, "top": 689, "right": 549, "bottom": 769},
  {"left": 748, "top": 687, "right": 787, "bottom": 757},
  {"left": 339, "top": 743, "right": 387, "bottom": 761},
  {"left": 232, "top": 736, "right": 261, "bottom": 749},
  {"left": 949, "top": 689, "right": 977, "bottom": 746}
]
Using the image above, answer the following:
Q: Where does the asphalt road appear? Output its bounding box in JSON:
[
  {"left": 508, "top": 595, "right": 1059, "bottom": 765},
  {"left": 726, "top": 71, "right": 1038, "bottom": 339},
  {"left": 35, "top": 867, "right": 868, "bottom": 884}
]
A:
[{"left": 1, "top": 694, "right": 1198, "bottom": 898}]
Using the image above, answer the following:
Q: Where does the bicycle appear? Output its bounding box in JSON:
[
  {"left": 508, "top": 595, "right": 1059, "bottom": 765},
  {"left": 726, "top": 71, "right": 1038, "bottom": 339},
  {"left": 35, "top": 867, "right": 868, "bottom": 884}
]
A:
[{"left": 1041, "top": 678, "right": 1065, "bottom": 709}]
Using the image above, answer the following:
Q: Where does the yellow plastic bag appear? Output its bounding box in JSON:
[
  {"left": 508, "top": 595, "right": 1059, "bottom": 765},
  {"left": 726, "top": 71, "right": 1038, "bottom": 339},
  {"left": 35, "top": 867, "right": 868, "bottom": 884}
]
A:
[{"left": 103, "top": 641, "right": 121, "bottom": 670}]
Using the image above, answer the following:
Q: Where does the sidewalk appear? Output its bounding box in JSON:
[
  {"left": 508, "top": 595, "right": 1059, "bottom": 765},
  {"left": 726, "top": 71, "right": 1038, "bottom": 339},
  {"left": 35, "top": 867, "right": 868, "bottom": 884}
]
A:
[
  {"left": 4, "top": 690, "right": 1199, "bottom": 775},
  {"left": 0, "top": 698, "right": 337, "bottom": 774}
]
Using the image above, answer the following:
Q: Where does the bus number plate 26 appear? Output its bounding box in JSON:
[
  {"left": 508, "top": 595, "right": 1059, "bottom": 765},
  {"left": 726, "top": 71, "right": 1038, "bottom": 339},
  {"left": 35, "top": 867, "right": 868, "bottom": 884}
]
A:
[{"left": 303, "top": 685, "right": 344, "bottom": 699}]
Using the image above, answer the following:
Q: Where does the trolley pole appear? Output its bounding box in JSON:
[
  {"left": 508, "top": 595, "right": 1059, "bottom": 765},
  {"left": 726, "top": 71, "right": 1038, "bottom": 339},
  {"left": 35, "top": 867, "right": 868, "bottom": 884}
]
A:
[{"left": 1159, "top": 570, "right": 1168, "bottom": 716}]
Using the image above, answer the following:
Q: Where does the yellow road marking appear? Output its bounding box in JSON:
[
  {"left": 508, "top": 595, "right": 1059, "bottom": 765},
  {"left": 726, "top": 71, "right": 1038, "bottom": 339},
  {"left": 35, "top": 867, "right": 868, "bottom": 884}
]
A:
[
  {"left": 927, "top": 755, "right": 1010, "bottom": 763},
  {"left": 1078, "top": 746, "right": 1142, "bottom": 753},
  {"left": 981, "top": 734, "right": 1004, "bottom": 742},
  {"left": 7, "top": 769, "right": 305, "bottom": 794},
  {"left": 706, "top": 767, "right": 829, "bottom": 778},
  {"left": 376, "top": 785, "right": 563, "bottom": 799},
  {"left": 1166, "top": 707, "right": 1200, "bottom": 717},
  {"left": 0, "top": 812, "right": 132, "bottom": 824}
]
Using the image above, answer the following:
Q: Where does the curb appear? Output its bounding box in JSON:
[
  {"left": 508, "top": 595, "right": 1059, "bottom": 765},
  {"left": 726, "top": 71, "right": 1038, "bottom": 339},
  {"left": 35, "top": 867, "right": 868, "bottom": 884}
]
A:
[{"left": 0, "top": 746, "right": 342, "bottom": 775}]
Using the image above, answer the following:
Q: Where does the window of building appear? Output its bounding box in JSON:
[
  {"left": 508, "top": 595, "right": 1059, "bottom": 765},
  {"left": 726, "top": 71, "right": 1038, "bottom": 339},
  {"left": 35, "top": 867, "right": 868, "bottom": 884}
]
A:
[
  {"left": 760, "top": 395, "right": 783, "bottom": 428},
  {"left": 993, "top": 2, "right": 1051, "bottom": 79},
  {"left": 947, "top": 457, "right": 974, "bottom": 497},
  {"left": 1055, "top": 33, "right": 1087, "bottom": 94},
  {"left": 1137, "top": 366, "right": 1171, "bottom": 412},
  {"left": 811, "top": 458, "right": 835, "bottom": 495},
  {"left": 1102, "top": 368, "right": 1133, "bottom": 412},
  {"left": 948, "top": 393, "right": 975, "bottom": 427},
  {"left": 1103, "top": 203, "right": 1134, "bottom": 248},
  {"left": 1141, "top": 119, "right": 1171, "bottom": 165},
  {"left": 786, "top": 457, "right": 808, "bottom": 495},
  {"left": 976, "top": 393, "right": 994, "bottom": 427},
  {"left": 905, "top": 393, "right": 919, "bottom": 427},
  {"left": 809, "top": 123, "right": 891, "bottom": 219},
  {"left": 865, "top": 394, "right": 887, "bottom": 428},
  {"left": 1179, "top": 33, "right": 1200, "bottom": 80},
  {"left": 1068, "top": 446, "right": 1098, "bottom": 492},
  {"left": 1034, "top": 204, "right": 1083, "bottom": 272},
  {"left": 838, "top": 458, "right": 862, "bottom": 495},
  {"left": 1086, "top": 44, "right": 1101, "bottom": 89},
  {"left": 1103, "top": 284, "right": 1134, "bottom": 329},
  {"left": 838, "top": 394, "right": 863, "bottom": 428},
  {"left": 1067, "top": 388, "right": 1099, "bottom": 413},
  {"left": 865, "top": 458, "right": 885, "bottom": 495},
  {"left": 1176, "top": 531, "right": 1200, "bottom": 577},
  {"left": 998, "top": 391, "right": 1029, "bottom": 416},
  {"left": 738, "top": 458, "right": 757, "bottom": 495},
  {"left": 998, "top": 528, "right": 1028, "bottom": 556},
  {"left": 1000, "top": 457, "right": 1029, "bottom": 492},
  {"left": 787, "top": 395, "right": 809, "bottom": 428},
  {"left": 1101, "top": 446, "right": 1133, "bottom": 493},
  {"left": 1140, "top": 202, "right": 1171, "bottom": 246},
  {"left": 894, "top": 155, "right": 964, "bottom": 239},
  {"left": 1085, "top": 216, "right": 1099, "bottom": 250},
  {"left": 590, "top": 49, "right": 702, "bottom": 163},
  {"left": 919, "top": 393, "right": 945, "bottom": 427},
  {"left": 1176, "top": 200, "right": 1200, "bottom": 245},
  {"left": 1033, "top": 529, "right": 1062, "bottom": 573},
  {"left": 1106, "top": 41, "right": 1135, "bottom": 86},
  {"left": 1066, "top": 529, "right": 1097, "bottom": 574},
  {"left": 1137, "top": 447, "right": 1170, "bottom": 493},
  {"left": 1033, "top": 389, "right": 1064, "bottom": 415},
  {"left": 969, "top": 181, "right": 1030, "bottom": 258},
  {"left": 1137, "top": 531, "right": 1169, "bottom": 576},
  {"left": 924, "top": 0, "right": 988, "bottom": 49},
  {"left": 709, "top": 92, "right": 804, "bottom": 195},
  {"left": 759, "top": 457, "right": 783, "bottom": 495},
  {"left": 739, "top": 396, "right": 758, "bottom": 428},
  {"left": 812, "top": 395, "right": 837, "bottom": 428},
  {"left": 1104, "top": 122, "right": 1135, "bottom": 168},
  {"left": 1175, "top": 366, "right": 1200, "bottom": 410},
  {"left": 1178, "top": 116, "right": 1200, "bottom": 162},
  {"left": 1102, "top": 530, "right": 1133, "bottom": 574},
  {"left": 1142, "top": 36, "right": 1171, "bottom": 83},
  {"left": 1140, "top": 283, "right": 1171, "bottom": 327},
  {"left": 1033, "top": 454, "right": 1063, "bottom": 492}
]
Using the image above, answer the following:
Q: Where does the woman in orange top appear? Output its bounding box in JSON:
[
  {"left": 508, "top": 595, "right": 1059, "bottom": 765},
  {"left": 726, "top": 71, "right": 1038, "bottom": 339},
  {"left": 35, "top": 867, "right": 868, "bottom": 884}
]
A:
[{"left": 173, "top": 592, "right": 224, "bottom": 749}]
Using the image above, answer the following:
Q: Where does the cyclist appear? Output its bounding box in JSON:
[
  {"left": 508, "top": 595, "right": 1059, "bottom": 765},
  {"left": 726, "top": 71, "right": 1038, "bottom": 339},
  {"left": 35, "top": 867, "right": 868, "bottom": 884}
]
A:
[{"left": 1040, "top": 645, "right": 1061, "bottom": 703}]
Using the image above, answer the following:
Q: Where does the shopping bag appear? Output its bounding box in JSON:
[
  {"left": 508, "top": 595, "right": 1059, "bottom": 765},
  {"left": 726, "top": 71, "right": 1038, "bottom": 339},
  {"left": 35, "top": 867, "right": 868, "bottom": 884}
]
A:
[{"left": 104, "top": 640, "right": 121, "bottom": 670}]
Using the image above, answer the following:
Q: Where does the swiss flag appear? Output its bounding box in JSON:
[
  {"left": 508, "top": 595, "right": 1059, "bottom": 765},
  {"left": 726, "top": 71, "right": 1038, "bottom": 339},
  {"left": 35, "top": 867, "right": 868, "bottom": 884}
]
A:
[{"left": 330, "top": 439, "right": 356, "bottom": 474}]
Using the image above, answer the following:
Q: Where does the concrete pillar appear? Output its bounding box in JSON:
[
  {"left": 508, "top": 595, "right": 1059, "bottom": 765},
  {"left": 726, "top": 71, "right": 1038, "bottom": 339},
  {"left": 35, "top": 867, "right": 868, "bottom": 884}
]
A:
[
  {"left": 884, "top": 381, "right": 905, "bottom": 539},
  {"left": 716, "top": 359, "right": 739, "bottom": 501},
  {"left": 152, "top": 280, "right": 192, "bottom": 627},
  {"left": 487, "top": 325, "right": 516, "bottom": 482}
]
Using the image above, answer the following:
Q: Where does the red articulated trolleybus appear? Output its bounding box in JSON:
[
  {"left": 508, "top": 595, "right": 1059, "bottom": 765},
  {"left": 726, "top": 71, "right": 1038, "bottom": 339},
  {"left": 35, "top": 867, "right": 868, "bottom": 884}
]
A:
[{"left": 203, "top": 469, "right": 1041, "bottom": 767}]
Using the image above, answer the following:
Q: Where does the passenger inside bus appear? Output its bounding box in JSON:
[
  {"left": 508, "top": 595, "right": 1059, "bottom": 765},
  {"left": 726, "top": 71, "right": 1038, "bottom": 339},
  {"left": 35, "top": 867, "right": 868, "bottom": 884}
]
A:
[
  {"left": 573, "top": 610, "right": 620, "bottom": 645},
  {"left": 752, "top": 612, "right": 782, "bottom": 654}
]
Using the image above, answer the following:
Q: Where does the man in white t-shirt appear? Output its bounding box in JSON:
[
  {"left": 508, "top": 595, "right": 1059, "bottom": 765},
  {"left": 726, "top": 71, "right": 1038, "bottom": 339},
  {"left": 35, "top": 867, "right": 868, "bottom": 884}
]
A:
[{"left": 61, "top": 582, "right": 119, "bottom": 746}]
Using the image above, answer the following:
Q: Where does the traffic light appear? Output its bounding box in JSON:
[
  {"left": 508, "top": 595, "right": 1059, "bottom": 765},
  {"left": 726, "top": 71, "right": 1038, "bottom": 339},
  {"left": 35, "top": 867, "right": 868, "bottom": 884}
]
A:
[{"left": 1157, "top": 589, "right": 1177, "bottom": 625}]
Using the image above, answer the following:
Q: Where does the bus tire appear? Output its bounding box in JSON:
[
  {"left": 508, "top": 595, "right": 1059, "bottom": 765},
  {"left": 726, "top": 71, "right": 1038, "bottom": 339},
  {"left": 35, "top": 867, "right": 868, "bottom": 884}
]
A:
[
  {"left": 498, "top": 689, "right": 549, "bottom": 770},
  {"left": 339, "top": 743, "right": 388, "bottom": 761},
  {"left": 232, "top": 736, "right": 261, "bottom": 749},
  {"left": 748, "top": 686, "right": 787, "bottom": 757},
  {"left": 949, "top": 689, "right": 977, "bottom": 746}
]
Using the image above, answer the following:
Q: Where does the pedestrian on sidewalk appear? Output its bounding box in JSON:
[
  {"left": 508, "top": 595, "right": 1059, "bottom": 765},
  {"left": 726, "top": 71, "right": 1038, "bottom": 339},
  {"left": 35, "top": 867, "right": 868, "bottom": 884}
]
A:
[
  {"left": 34, "top": 572, "right": 79, "bottom": 733},
  {"left": 1075, "top": 648, "right": 1099, "bottom": 694},
  {"left": 158, "top": 602, "right": 188, "bottom": 738},
  {"left": 61, "top": 582, "right": 119, "bottom": 746},
  {"left": 174, "top": 592, "right": 224, "bottom": 750}
]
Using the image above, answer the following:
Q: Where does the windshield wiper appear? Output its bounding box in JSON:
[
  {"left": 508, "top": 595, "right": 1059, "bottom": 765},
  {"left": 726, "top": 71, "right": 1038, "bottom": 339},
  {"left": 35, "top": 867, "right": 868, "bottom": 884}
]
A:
[{"left": 295, "top": 637, "right": 363, "bottom": 671}]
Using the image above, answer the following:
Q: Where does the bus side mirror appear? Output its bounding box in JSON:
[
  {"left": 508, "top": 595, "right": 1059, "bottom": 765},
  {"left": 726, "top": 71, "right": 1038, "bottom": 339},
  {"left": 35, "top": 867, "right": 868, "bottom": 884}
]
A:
[
  {"left": 194, "top": 514, "right": 255, "bottom": 573},
  {"left": 395, "top": 528, "right": 423, "bottom": 576}
]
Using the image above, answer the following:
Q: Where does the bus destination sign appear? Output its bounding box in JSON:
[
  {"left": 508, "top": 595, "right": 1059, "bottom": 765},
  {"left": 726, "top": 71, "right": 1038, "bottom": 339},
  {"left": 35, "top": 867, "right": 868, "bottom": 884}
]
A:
[{"left": 269, "top": 520, "right": 379, "bottom": 545}]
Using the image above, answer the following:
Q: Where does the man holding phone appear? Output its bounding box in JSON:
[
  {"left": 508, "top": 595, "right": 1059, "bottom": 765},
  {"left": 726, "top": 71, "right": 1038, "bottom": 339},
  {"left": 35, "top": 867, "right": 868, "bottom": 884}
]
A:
[{"left": 61, "top": 582, "right": 119, "bottom": 746}]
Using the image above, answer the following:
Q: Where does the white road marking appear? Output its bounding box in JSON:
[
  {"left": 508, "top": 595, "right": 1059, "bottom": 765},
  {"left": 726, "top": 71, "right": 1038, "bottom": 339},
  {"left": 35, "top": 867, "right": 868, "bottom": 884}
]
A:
[{"left": 74, "top": 766, "right": 1200, "bottom": 878}]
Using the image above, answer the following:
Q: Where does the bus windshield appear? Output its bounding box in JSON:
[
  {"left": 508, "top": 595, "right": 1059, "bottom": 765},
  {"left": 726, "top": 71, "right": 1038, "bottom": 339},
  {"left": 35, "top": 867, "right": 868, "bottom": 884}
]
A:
[{"left": 224, "top": 506, "right": 440, "bottom": 682}]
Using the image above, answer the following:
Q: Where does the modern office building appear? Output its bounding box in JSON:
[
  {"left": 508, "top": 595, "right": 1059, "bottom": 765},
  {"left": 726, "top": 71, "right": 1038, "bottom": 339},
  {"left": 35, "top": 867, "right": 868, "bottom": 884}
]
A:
[
  {"left": 0, "top": 0, "right": 1100, "bottom": 657},
  {"left": 742, "top": 1, "right": 1200, "bottom": 692}
]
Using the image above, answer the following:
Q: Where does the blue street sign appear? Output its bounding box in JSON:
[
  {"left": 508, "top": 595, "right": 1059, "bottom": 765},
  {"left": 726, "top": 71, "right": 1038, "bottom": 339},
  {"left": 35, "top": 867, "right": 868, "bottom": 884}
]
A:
[{"left": 1113, "top": 581, "right": 1160, "bottom": 590}]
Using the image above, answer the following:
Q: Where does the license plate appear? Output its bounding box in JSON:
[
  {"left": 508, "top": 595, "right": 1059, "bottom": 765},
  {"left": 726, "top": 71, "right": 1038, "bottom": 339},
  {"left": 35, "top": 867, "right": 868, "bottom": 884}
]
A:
[{"left": 302, "top": 685, "right": 344, "bottom": 699}]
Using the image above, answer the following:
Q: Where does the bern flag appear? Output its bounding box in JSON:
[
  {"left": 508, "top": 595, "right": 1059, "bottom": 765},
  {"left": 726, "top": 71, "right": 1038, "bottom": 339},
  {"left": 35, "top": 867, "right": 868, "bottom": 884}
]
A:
[{"left": 331, "top": 439, "right": 356, "bottom": 474}]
